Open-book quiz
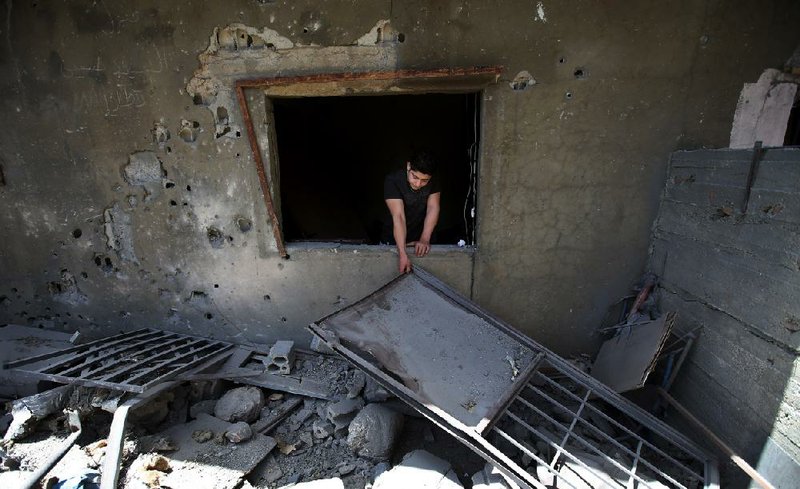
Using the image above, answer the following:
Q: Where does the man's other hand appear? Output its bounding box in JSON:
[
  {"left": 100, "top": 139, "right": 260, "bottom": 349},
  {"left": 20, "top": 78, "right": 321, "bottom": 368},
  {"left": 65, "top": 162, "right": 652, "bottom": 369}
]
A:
[
  {"left": 414, "top": 240, "right": 430, "bottom": 257},
  {"left": 398, "top": 254, "right": 412, "bottom": 274}
]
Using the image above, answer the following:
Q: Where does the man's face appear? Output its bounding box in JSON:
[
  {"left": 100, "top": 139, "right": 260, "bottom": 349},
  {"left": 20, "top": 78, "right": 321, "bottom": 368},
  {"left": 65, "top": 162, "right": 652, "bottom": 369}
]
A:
[{"left": 406, "top": 162, "right": 432, "bottom": 191}]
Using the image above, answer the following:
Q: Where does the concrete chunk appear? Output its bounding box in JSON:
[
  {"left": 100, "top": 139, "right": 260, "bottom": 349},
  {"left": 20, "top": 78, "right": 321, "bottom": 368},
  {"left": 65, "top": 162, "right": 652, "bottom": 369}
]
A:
[
  {"left": 326, "top": 398, "right": 364, "bottom": 429},
  {"left": 214, "top": 386, "right": 264, "bottom": 423},
  {"left": 346, "top": 403, "right": 404, "bottom": 461},
  {"left": 373, "top": 450, "right": 463, "bottom": 489}
]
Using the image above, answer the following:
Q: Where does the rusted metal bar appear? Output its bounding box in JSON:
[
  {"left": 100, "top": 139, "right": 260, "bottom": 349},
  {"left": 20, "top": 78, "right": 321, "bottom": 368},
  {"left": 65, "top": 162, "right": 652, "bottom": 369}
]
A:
[
  {"left": 235, "top": 66, "right": 503, "bottom": 89},
  {"left": 235, "top": 84, "right": 287, "bottom": 258},
  {"left": 658, "top": 388, "right": 775, "bottom": 489},
  {"left": 742, "top": 141, "right": 764, "bottom": 214}
]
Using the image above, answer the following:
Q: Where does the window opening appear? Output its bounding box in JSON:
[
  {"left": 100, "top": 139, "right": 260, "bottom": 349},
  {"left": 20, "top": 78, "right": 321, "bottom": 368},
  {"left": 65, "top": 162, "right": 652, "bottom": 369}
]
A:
[{"left": 271, "top": 92, "right": 480, "bottom": 245}]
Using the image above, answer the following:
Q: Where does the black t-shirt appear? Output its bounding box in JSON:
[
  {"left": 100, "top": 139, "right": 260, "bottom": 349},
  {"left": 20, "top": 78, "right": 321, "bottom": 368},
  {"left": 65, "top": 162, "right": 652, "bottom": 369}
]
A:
[{"left": 382, "top": 169, "right": 441, "bottom": 243}]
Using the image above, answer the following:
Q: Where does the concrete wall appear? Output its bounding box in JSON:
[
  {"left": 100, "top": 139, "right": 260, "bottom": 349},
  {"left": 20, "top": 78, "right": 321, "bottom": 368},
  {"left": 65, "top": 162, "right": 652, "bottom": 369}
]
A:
[
  {"left": 651, "top": 148, "right": 800, "bottom": 487},
  {"left": 1, "top": 1, "right": 799, "bottom": 354}
]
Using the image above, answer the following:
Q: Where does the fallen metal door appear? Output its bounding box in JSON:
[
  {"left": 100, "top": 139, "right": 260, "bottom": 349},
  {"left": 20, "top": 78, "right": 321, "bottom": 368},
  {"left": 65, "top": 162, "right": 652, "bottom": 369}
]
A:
[{"left": 309, "top": 269, "right": 719, "bottom": 489}]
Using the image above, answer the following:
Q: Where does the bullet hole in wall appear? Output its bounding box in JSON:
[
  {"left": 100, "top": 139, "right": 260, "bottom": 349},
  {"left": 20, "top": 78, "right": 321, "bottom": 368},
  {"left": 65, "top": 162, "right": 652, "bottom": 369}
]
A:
[
  {"left": 205, "top": 312, "right": 213, "bottom": 320},
  {"left": 165, "top": 181, "right": 175, "bottom": 189},
  {"left": 398, "top": 33, "right": 405, "bottom": 42},
  {"left": 152, "top": 122, "right": 171, "bottom": 144},
  {"left": 93, "top": 254, "right": 114, "bottom": 274},
  {"left": 573, "top": 68, "right": 586, "bottom": 79},
  {"left": 236, "top": 216, "right": 253, "bottom": 233},
  {"left": 559, "top": 57, "right": 566, "bottom": 64},
  {"left": 214, "top": 284, "right": 219, "bottom": 288},
  {"left": 281, "top": 316, "right": 287, "bottom": 322},
  {"left": 217, "top": 106, "right": 229, "bottom": 125},
  {"left": 207, "top": 227, "right": 225, "bottom": 248},
  {"left": 179, "top": 119, "right": 200, "bottom": 143},
  {"left": 186, "top": 185, "right": 192, "bottom": 191},
  {"left": 170, "top": 200, "right": 177, "bottom": 206},
  {"left": 166, "top": 146, "right": 172, "bottom": 153},
  {"left": 263, "top": 294, "right": 271, "bottom": 301},
  {"left": 565, "top": 91, "right": 573, "bottom": 100},
  {"left": 80, "top": 272, "right": 88, "bottom": 279},
  {"left": 72, "top": 228, "right": 82, "bottom": 239}
]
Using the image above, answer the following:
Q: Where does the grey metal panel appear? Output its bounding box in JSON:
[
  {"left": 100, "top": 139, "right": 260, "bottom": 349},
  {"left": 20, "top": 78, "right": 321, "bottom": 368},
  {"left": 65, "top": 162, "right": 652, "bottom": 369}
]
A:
[{"left": 311, "top": 269, "right": 719, "bottom": 488}]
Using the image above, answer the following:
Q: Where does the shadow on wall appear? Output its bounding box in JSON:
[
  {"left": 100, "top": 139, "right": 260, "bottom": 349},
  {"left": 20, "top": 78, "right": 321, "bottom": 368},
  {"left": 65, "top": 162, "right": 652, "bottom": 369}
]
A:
[{"left": 650, "top": 147, "right": 800, "bottom": 487}]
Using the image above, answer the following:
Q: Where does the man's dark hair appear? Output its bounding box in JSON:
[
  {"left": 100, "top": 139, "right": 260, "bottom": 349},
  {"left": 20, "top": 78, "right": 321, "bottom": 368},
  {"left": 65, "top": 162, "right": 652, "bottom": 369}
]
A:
[{"left": 409, "top": 151, "right": 437, "bottom": 176}]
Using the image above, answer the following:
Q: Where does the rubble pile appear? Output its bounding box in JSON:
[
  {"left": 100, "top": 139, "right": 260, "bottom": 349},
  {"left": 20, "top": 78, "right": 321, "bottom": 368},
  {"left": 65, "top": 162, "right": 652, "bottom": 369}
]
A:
[{"left": 0, "top": 342, "right": 507, "bottom": 489}]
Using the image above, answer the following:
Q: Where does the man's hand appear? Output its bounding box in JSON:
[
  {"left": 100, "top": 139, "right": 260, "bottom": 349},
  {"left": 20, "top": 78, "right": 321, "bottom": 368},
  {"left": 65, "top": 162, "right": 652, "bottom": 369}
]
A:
[
  {"left": 414, "top": 240, "right": 431, "bottom": 257},
  {"left": 398, "top": 253, "right": 412, "bottom": 274}
]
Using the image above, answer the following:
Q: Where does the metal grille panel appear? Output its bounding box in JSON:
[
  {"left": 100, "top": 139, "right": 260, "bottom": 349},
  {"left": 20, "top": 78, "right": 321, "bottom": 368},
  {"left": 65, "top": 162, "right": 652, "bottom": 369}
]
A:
[{"left": 5, "top": 329, "right": 233, "bottom": 393}]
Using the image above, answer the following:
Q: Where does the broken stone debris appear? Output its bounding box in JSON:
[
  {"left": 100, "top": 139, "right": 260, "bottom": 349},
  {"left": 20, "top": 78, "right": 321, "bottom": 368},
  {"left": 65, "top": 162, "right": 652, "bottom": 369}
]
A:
[
  {"left": 372, "top": 449, "right": 464, "bottom": 489},
  {"left": 346, "top": 403, "right": 404, "bottom": 461},
  {"left": 214, "top": 386, "right": 264, "bottom": 423}
]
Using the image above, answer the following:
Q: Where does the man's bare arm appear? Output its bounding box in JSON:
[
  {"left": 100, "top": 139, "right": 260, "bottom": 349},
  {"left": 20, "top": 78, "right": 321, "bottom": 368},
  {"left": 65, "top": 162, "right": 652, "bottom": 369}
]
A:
[
  {"left": 385, "top": 198, "right": 412, "bottom": 273},
  {"left": 415, "top": 192, "right": 441, "bottom": 257}
]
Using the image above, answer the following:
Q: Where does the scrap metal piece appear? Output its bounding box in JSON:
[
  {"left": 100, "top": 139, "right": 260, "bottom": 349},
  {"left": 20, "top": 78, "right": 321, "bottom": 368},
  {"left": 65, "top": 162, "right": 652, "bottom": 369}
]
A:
[
  {"left": 309, "top": 269, "right": 719, "bottom": 489},
  {"left": 591, "top": 313, "right": 675, "bottom": 393},
  {"left": 6, "top": 329, "right": 233, "bottom": 393}
]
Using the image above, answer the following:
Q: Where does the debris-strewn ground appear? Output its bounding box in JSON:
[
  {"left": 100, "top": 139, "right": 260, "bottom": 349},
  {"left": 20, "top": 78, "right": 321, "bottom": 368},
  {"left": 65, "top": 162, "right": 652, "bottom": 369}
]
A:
[{"left": 0, "top": 351, "right": 488, "bottom": 489}]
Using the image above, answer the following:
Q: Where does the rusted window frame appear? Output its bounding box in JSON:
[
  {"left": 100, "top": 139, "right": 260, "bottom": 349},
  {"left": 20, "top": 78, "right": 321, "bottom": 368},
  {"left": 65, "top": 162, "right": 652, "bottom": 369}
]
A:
[{"left": 234, "top": 66, "right": 502, "bottom": 258}]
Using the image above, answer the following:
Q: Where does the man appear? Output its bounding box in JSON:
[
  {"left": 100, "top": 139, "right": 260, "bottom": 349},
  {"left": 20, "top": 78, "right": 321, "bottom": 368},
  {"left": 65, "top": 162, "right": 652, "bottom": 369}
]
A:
[{"left": 382, "top": 152, "right": 441, "bottom": 273}]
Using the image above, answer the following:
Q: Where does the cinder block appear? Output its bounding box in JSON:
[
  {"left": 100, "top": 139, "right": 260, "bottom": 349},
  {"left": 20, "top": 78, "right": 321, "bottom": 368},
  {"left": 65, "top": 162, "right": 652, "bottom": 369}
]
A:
[{"left": 266, "top": 340, "right": 295, "bottom": 375}]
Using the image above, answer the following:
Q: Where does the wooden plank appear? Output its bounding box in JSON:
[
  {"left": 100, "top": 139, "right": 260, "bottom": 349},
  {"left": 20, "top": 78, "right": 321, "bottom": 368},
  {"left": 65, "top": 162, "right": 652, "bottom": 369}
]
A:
[
  {"left": 672, "top": 365, "right": 772, "bottom": 465},
  {"left": 652, "top": 233, "right": 800, "bottom": 350}
]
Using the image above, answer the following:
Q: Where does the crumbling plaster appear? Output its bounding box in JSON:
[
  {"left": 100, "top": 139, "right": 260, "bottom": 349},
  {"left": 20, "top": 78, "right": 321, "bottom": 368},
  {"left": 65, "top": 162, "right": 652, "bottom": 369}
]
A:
[{"left": 0, "top": 1, "right": 799, "bottom": 354}]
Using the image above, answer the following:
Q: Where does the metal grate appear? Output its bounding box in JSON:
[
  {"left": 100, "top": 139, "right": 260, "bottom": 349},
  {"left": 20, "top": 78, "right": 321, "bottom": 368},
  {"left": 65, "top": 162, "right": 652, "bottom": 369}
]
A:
[
  {"left": 5, "top": 329, "right": 233, "bottom": 393},
  {"left": 488, "top": 358, "right": 708, "bottom": 489}
]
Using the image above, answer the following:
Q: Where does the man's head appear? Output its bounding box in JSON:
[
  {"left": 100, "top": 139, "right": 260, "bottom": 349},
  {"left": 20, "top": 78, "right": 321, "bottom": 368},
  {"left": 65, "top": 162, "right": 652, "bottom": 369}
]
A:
[{"left": 406, "top": 151, "right": 436, "bottom": 191}]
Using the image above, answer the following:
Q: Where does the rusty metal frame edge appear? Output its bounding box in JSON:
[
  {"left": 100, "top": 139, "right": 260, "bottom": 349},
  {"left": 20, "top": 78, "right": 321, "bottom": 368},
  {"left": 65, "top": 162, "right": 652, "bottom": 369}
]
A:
[{"left": 233, "top": 66, "right": 503, "bottom": 259}]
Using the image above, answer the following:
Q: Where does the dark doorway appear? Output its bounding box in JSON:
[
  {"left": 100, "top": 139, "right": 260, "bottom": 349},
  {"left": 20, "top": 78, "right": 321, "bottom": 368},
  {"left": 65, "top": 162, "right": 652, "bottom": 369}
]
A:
[{"left": 271, "top": 93, "right": 480, "bottom": 245}]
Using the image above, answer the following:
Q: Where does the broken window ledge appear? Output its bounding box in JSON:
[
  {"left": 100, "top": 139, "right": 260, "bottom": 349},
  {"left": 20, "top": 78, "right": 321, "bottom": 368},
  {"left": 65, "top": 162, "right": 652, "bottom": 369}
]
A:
[{"left": 285, "top": 242, "right": 476, "bottom": 255}]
